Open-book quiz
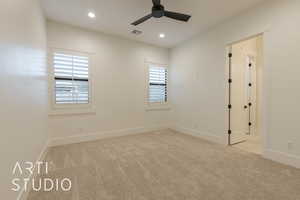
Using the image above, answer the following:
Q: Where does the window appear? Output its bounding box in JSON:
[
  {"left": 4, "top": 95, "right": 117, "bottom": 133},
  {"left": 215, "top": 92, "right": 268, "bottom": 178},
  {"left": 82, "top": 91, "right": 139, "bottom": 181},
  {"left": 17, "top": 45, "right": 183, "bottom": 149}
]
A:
[
  {"left": 52, "top": 51, "right": 90, "bottom": 105},
  {"left": 148, "top": 65, "right": 168, "bottom": 103}
]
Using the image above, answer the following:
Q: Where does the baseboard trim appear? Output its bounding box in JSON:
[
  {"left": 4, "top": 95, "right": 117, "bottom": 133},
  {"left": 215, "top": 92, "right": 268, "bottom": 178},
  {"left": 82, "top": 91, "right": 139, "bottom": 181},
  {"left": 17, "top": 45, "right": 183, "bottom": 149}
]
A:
[
  {"left": 173, "top": 126, "right": 300, "bottom": 169},
  {"left": 49, "top": 125, "right": 169, "bottom": 147},
  {"left": 17, "top": 141, "right": 50, "bottom": 200},
  {"left": 172, "top": 126, "right": 226, "bottom": 145},
  {"left": 263, "top": 149, "right": 300, "bottom": 169}
]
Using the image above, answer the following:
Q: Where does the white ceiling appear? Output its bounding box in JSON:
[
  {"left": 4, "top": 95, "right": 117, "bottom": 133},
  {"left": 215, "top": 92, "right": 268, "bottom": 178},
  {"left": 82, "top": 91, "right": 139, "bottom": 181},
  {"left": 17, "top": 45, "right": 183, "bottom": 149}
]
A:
[{"left": 42, "top": 0, "right": 266, "bottom": 48}]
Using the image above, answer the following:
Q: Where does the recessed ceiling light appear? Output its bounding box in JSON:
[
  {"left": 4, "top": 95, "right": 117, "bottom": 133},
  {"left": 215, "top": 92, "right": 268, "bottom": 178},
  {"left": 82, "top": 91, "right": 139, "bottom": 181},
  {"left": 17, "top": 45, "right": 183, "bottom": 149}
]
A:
[
  {"left": 88, "top": 12, "right": 96, "bottom": 19},
  {"left": 159, "top": 33, "right": 165, "bottom": 38}
]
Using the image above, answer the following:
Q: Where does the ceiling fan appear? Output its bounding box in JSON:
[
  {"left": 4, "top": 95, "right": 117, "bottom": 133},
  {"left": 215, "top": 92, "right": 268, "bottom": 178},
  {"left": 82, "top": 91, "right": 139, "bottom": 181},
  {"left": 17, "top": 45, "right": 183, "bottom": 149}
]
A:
[{"left": 131, "top": 0, "right": 191, "bottom": 26}]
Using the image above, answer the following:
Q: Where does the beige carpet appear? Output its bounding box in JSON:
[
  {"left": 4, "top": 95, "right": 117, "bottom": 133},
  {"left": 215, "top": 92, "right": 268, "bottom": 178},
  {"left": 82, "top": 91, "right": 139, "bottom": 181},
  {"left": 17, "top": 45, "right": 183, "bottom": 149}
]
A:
[{"left": 27, "top": 129, "right": 300, "bottom": 200}]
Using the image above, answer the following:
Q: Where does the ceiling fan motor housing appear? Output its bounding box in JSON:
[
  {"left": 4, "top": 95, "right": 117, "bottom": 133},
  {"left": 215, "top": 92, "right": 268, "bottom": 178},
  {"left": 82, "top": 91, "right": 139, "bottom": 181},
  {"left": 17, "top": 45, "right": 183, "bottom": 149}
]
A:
[{"left": 152, "top": 5, "right": 164, "bottom": 18}]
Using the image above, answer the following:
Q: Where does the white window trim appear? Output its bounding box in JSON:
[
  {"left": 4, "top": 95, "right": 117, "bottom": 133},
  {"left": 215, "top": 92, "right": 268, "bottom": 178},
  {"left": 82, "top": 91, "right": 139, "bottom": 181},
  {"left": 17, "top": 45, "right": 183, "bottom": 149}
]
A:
[
  {"left": 145, "top": 60, "right": 171, "bottom": 111},
  {"left": 48, "top": 48, "right": 96, "bottom": 116}
]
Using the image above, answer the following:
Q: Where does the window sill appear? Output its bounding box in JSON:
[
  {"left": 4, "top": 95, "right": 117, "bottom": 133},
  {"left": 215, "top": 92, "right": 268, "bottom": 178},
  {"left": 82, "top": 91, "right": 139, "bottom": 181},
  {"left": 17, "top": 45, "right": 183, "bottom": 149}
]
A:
[
  {"left": 48, "top": 107, "right": 96, "bottom": 116},
  {"left": 145, "top": 105, "right": 171, "bottom": 111}
]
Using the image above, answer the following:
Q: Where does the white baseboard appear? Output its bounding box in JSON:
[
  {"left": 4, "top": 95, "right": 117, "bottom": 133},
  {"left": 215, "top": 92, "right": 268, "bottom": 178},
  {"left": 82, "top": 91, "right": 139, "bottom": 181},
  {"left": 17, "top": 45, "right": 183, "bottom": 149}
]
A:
[
  {"left": 17, "top": 141, "right": 50, "bottom": 200},
  {"left": 49, "top": 125, "right": 170, "bottom": 147},
  {"left": 263, "top": 149, "right": 300, "bottom": 169},
  {"left": 172, "top": 126, "right": 226, "bottom": 145},
  {"left": 173, "top": 126, "right": 300, "bottom": 169}
]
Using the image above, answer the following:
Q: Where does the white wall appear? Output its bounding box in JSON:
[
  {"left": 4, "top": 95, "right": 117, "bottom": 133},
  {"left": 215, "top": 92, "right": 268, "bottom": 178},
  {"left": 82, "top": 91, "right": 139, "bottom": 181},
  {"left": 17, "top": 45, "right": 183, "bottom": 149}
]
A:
[
  {"left": 170, "top": 0, "right": 300, "bottom": 159},
  {"left": 47, "top": 21, "right": 170, "bottom": 141},
  {"left": 0, "top": 0, "right": 48, "bottom": 199}
]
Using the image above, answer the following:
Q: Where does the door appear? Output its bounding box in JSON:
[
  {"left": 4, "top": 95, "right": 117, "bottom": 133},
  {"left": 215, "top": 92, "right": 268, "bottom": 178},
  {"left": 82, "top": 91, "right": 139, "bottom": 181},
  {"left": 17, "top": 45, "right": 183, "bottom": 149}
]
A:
[
  {"left": 227, "top": 35, "right": 261, "bottom": 146},
  {"left": 229, "top": 43, "right": 249, "bottom": 144}
]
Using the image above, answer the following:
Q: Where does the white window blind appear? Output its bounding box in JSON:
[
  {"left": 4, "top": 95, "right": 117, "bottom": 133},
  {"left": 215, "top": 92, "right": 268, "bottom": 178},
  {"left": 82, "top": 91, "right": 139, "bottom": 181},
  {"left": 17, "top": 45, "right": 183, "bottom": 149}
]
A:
[
  {"left": 53, "top": 52, "right": 89, "bottom": 104},
  {"left": 148, "top": 66, "right": 168, "bottom": 103}
]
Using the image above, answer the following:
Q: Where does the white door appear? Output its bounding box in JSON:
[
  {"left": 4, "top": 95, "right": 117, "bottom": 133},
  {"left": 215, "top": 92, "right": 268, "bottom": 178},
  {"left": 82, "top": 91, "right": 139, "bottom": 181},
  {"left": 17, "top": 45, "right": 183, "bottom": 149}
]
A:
[
  {"left": 230, "top": 45, "right": 249, "bottom": 144},
  {"left": 228, "top": 37, "right": 259, "bottom": 145}
]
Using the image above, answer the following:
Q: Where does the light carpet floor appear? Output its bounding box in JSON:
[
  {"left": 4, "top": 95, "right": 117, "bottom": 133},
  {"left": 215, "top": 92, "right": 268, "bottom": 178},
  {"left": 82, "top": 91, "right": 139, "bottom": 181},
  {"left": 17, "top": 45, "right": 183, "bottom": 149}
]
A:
[{"left": 27, "top": 129, "right": 300, "bottom": 200}]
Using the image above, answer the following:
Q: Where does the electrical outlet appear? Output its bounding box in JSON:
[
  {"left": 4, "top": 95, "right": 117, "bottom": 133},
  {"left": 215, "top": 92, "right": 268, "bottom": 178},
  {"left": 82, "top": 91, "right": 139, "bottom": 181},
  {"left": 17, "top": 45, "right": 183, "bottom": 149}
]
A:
[
  {"left": 78, "top": 128, "right": 84, "bottom": 133},
  {"left": 193, "top": 124, "right": 199, "bottom": 129},
  {"left": 288, "top": 142, "right": 294, "bottom": 151}
]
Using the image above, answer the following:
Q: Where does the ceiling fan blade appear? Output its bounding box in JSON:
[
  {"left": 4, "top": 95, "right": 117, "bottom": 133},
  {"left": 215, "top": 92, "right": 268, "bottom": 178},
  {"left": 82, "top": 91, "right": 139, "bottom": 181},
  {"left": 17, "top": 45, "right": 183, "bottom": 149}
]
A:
[
  {"left": 164, "top": 11, "right": 191, "bottom": 22},
  {"left": 131, "top": 14, "right": 153, "bottom": 26},
  {"left": 152, "top": 0, "right": 161, "bottom": 6}
]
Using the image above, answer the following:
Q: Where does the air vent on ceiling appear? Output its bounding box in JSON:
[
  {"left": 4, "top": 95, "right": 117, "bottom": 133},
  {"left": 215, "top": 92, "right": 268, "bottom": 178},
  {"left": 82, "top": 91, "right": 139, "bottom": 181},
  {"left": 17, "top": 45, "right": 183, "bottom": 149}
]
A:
[{"left": 131, "top": 30, "right": 142, "bottom": 35}]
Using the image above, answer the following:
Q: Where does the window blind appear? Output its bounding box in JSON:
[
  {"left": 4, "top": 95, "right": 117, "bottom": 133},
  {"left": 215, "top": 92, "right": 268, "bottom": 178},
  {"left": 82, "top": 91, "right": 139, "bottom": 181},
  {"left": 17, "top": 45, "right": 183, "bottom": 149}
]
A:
[
  {"left": 53, "top": 52, "right": 89, "bottom": 104},
  {"left": 149, "top": 66, "right": 167, "bottom": 103}
]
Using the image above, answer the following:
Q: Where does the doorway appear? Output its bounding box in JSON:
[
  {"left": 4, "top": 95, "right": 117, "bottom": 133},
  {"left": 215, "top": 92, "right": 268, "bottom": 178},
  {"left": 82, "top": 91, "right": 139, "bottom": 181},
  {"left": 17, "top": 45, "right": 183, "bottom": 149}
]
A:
[{"left": 227, "top": 35, "right": 264, "bottom": 155}]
